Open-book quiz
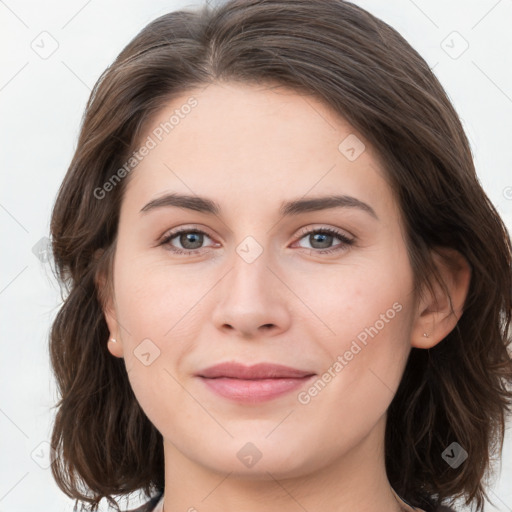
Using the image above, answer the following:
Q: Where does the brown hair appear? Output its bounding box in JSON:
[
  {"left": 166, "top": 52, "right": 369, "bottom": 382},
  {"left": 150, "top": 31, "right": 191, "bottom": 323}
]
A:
[{"left": 49, "top": 1, "right": 512, "bottom": 511}]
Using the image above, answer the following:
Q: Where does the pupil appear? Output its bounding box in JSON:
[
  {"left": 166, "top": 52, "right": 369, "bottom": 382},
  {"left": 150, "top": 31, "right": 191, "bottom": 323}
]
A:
[
  {"left": 181, "top": 232, "right": 202, "bottom": 249},
  {"left": 312, "top": 233, "right": 332, "bottom": 249}
]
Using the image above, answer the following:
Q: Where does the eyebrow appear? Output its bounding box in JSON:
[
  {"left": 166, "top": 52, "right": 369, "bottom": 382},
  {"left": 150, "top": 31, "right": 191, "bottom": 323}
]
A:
[{"left": 140, "top": 193, "right": 378, "bottom": 220}]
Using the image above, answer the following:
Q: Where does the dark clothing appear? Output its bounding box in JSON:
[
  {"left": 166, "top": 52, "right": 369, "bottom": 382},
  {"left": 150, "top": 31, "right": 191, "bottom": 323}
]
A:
[
  {"left": 126, "top": 491, "right": 458, "bottom": 512},
  {"left": 127, "top": 492, "right": 163, "bottom": 512}
]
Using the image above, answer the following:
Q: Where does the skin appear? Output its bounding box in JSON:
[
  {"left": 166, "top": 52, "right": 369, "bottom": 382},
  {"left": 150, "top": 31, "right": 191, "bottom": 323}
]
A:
[{"left": 100, "top": 81, "right": 471, "bottom": 512}]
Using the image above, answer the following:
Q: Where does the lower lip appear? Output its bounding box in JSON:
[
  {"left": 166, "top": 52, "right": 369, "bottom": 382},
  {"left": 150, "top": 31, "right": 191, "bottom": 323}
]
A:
[{"left": 199, "top": 376, "right": 315, "bottom": 403}]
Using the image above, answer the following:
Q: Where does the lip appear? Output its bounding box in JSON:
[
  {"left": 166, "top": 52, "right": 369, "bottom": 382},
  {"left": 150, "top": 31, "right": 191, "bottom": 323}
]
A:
[
  {"left": 196, "top": 362, "right": 316, "bottom": 403},
  {"left": 197, "top": 362, "right": 315, "bottom": 379}
]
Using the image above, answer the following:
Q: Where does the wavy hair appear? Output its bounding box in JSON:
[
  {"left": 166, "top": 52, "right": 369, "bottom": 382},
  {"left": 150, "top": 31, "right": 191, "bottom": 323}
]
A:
[{"left": 49, "top": 1, "right": 512, "bottom": 511}]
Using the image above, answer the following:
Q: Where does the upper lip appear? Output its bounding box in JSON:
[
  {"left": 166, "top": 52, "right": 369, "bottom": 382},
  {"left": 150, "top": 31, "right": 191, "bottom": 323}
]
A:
[{"left": 197, "top": 362, "right": 316, "bottom": 380}]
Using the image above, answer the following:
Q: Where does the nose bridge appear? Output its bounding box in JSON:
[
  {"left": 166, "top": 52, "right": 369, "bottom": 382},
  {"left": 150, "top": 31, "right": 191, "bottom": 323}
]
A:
[
  {"left": 228, "top": 234, "right": 272, "bottom": 298},
  {"left": 211, "top": 232, "right": 291, "bottom": 335}
]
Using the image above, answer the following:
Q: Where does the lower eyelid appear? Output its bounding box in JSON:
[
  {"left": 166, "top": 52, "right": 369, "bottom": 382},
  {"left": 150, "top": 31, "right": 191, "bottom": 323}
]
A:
[{"left": 294, "top": 235, "right": 353, "bottom": 252}]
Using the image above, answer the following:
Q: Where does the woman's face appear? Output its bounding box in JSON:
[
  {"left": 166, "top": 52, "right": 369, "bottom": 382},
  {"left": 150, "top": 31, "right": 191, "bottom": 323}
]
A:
[{"left": 104, "top": 81, "right": 420, "bottom": 479}]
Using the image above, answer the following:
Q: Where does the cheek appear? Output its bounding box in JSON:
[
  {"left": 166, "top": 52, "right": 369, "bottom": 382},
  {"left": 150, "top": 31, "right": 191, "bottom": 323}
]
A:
[
  {"left": 295, "top": 247, "right": 415, "bottom": 391},
  {"left": 113, "top": 251, "right": 199, "bottom": 340},
  {"left": 303, "top": 253, "right": 412, "bottom": 340},
  {"left": 292, "top": 264, "right": 414, "bottom": 448},
  {"left": 111, "top": 247, "right": 212, "bottom": 411},
  {"left": 112, "top": 255, "right": 196, "bottom": 422}
]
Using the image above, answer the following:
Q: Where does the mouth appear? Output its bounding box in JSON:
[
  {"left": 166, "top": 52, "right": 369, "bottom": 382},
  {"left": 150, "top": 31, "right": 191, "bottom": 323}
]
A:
[
  {"left": 197, "top": 361, "right": 315, "bottom": 379},
  {"left": 196, "top": 362, "right": 316, "bottom": 403}
]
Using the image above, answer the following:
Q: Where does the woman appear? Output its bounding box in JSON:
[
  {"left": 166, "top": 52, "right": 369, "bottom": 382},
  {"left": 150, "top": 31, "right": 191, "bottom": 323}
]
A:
[{"left": 48, "top": 1, "right": 512, "bottom": 511}]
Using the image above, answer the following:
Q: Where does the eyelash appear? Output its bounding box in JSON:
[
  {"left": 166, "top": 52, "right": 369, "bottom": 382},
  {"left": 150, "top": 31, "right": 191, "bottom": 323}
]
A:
[{"left": 159, "top": 226, "right": 355, "bottom": 256}]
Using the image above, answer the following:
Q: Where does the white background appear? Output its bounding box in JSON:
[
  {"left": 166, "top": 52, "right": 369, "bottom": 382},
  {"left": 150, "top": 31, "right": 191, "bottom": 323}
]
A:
[{"left": 1, "top": 0, "right": 511, "bottom": 511}]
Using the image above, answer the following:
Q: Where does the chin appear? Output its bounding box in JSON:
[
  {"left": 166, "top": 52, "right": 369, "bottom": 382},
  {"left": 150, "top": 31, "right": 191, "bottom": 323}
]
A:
[{"left": 194, "top": 441, "right": 314, "bottom": 480}]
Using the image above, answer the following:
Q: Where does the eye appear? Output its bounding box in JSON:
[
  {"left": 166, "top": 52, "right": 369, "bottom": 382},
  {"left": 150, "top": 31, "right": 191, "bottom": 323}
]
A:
[
  {"left": 159, "top": 227, "right": 217, "bottom": 256},
  {"left": 159, "top": 225, "right": 355, "bottom": 256},
  {"left": 293, "top": 226, "right": 355, "bottom": 254}
]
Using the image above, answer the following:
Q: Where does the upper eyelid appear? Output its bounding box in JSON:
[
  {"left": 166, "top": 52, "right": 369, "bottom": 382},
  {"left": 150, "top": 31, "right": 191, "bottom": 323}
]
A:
[
  {"left": 296, "top": 224, "right": 354, "bottom": 240},
  {"left": 161, "top": 224, "right": 215, "bottom": 241}
]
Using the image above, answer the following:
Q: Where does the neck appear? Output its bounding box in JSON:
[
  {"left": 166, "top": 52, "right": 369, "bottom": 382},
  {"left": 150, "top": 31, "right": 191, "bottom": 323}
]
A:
[{"left": 160, "top": 414, "right": 422, "bottom": 512}]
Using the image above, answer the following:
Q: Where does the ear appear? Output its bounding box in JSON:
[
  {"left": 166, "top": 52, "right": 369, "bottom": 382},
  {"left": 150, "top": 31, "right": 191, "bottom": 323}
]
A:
[
  {"left": 411, "top": 247, "right": 472, "bottom": 349},
  {"left": 94, "top": 248, "right": 124, "bottom": 358}
]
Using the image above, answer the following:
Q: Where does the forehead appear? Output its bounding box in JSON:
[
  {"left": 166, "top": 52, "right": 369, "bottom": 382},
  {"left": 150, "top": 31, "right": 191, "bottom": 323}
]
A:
[{"left": 122, "top": 81, "right": 397, "bottom": 222}]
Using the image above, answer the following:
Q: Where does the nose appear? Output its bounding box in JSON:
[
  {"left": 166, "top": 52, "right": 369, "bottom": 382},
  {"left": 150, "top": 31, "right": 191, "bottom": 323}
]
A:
[{"left": 211, "top": 244, "right": 291, "bottom": 338}]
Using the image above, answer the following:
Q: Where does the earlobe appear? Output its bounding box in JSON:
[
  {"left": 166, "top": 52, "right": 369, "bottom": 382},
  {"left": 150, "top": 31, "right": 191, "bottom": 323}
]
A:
[
  {"left": 107, "top": 336, "right": 124, "bottom": 358},
  {"left": 411, "top": 247, "right": 472, "bottom": 349},
  {"left": 99, "top": 286, "right": 125, "bottom": 359},
  {"left": 94, "top": 248, "right": 124, "bottom": 358}
]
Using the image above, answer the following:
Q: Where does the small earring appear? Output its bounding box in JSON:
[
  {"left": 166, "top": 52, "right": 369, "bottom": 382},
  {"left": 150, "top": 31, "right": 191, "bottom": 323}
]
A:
[
  {"left": 110, "top": 338, "right": 117, "bottom": 343},
  {"left": 423, "top": 333, "right": 430, "bottom": 338}
]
